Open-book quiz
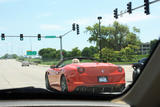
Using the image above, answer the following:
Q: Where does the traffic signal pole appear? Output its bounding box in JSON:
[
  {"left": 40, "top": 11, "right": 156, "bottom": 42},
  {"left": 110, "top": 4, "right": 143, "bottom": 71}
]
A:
[
  {"left": 58, "top": 23, "right": 79, "bottom": 60},
  {"left": 1, "top": 23, "right": 79, "bottom": 61},
  {"left": 59, "top": 36, "right": 63, "bottom": 60},
  {"left": 114, "top": 0, "right": 160, "bottom": 18},
  {"left": 58, "top": 29, "right": 73, "bottom": 60}
]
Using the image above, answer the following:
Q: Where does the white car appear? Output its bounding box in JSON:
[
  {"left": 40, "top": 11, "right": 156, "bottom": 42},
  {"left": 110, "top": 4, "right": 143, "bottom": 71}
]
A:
[{"left": 21, "top": 61, "right": 29, "bottom": 67}]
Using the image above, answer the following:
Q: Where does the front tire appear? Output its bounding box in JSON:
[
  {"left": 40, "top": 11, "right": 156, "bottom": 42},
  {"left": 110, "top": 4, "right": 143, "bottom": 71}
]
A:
[{"left": 60, "top": 76, "right": 68, "bottom": 92}]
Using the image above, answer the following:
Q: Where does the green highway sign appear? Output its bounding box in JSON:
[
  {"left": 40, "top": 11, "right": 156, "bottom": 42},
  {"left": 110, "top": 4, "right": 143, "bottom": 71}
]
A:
[
  {"left": 27, "top": 51, "right": 37, "bottom": 55},
  {"left": 45, "top": 36, "right": 57, "bottom": 38}
]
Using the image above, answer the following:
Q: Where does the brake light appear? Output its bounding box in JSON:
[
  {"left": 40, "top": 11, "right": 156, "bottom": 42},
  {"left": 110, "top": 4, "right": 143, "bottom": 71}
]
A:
[
  {"left": 118, "top": 66, "right": 122, "bottom": 72},
  {"left": 77, "top": 67, "right": 85, "bottom": 74}
]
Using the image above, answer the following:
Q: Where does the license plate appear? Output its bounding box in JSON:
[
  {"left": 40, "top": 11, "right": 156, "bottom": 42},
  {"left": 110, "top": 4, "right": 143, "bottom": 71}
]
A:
[{"left": 98, "top": 77, "right": 108, "bottom": 82}]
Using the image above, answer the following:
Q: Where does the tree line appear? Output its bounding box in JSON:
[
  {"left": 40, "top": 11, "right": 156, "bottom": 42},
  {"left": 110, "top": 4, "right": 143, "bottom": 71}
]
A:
[
  {"left": 38, "top": 46, "right": 98, "bottom": 61},
  {"left": 38, "top": 21, "right": 159, "bottom": 62},
  {"left": 39, "top": 21, "right": 144, "bottom": 62},
  {"left": 1, "top": 21, "right": 158, "bottom": 62}
]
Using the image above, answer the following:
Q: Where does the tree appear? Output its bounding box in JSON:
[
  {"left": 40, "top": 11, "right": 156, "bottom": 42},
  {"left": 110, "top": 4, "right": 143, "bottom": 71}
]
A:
[
  {"left": 85, "top": 24, "right": 108, "bottom": 48},
  {"left": 82, "top": 47, "right": 92, "bottom": 57},
  {"left": 1, "top": 54, "right": 9, "bottom": 59},
  {"left": 101, "top": 48, "right": 115, "bottom": 62},
  {"left": 38, "top": 48, "right": 57, "bottom": 60},
  {"left": 56, "top": 49, "right": 67, "bottom": 59},
  {"left": 12, "top": 54, "right": 18, "bottom": 59},
  {"left": 66, "top": 51, "right": 72, "bottom": 57},
  {"left": 119, "top": 46, "right": 135, "bottom": 62},
  {"left": 150, "top": 39, "right": 158, "bottom": 53},
  {"left": 86, "top": 21, "right": 141, "bottom": 51},
  {"left": 71, "top": 47, "right": 81, "bottom": 57},
  {"left": 89, "top": 46, "right": 98, "bottom": 56}
]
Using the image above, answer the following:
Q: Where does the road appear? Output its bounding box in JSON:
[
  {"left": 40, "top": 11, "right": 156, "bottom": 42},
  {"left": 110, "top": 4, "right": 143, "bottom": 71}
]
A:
[
  {"left": 0, "top": 59, "right": 48, "bottom": 89},
  {"left": 0, "top": 59, "right": 133, "bottom": 90}
]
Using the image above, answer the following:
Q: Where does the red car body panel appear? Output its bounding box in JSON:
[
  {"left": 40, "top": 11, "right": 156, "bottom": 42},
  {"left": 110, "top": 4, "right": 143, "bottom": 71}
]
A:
[{"left": 46, "top": 62, "right": 125, "bottom": 92}]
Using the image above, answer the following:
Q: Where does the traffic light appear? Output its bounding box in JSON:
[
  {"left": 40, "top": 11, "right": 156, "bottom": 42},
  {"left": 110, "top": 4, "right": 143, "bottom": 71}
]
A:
[
  {"left": 20, "top": 34, "right": 23, "bottom": 41},
  {"left": 38, "top": 34, "right": 41, "bottom": 40},
  {"left": 144, "top": 0, "right": 150, "bottom": 15},
  {"left": 76, "top": 24, "right": 79, "bottom": 35},
  {"left": 127, "top": 2, "right": 132, "bottom": 14},
  {"left": 113, "top": 8, "right": 118, "bottom": 19},
  {"left": 1, "top": 33, "right": 5, "bottom": 40},
  {"left": 72, "top": 23, "right": 75, "bottom": 31}
]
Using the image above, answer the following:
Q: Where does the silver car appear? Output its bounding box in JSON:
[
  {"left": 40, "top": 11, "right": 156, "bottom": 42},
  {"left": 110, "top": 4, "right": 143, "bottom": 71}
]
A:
[{"left": 21, "top": 61, "right": 29, "bottom": 67}]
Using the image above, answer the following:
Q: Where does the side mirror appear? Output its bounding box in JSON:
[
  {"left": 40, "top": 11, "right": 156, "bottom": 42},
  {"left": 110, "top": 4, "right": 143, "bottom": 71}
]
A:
[{"left": 50, "top": 65, "right": 55, "bottom": 69}]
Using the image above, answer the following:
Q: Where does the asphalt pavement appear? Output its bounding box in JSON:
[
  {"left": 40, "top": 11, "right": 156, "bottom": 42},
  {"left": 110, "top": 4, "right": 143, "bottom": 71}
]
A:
[{"left": 0, "top": 59, "right": 133, "bottom": 90}]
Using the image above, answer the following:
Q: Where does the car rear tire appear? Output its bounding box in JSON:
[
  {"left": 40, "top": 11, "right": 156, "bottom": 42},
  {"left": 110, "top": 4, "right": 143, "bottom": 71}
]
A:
[{"left": 60, "top": 76, "right": 68, "bottom": 93}]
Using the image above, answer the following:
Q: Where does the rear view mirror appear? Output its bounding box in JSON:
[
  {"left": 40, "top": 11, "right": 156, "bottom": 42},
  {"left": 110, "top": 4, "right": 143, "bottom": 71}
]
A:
[{"left": 50, "top": 65, "right": 55, "bottom": 69}]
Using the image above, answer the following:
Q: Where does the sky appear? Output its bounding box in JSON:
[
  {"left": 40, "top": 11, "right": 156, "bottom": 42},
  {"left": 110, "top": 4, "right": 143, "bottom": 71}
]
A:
[{"left": 0, "top": 0, "right": 159, "bottom": 56}]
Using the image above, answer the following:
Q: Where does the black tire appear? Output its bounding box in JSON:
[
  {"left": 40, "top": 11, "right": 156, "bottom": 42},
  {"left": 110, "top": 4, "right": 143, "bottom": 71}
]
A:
[
  {"left": 45, "top": 73, "right": 59, "bottom": 92},
  {"left": 132, "top": 68, "right": 140, "bottom": 82},
  {"left": 45, "top": 73, "right": 52, "bottom": 90},
  {"left": 118, "top": 84, "right": 125, "bottom": 92},
  {"left": 60, "top": 76, "right": 68, "bottom": 92}
]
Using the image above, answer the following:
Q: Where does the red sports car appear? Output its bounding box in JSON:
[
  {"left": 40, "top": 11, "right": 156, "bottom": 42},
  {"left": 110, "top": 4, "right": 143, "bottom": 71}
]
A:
[{"left": 45, "top": 57, "right": 125, "bottom": 93}]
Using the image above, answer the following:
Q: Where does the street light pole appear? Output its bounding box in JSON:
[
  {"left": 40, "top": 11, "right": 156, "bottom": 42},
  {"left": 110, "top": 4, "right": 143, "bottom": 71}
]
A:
[{"left": 97, "top": 16, "right": 102, "bottom": 60}]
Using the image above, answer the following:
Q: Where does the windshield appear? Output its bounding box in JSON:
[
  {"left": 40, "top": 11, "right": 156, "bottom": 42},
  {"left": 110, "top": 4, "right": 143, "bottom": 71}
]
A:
[{"left": 0, "top": 0, "right": 159, "bottom": 98}]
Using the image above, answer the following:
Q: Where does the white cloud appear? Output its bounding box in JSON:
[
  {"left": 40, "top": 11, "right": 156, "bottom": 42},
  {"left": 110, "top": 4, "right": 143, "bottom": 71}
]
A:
[{"left": 40, "top": 24, "right": 63, "bottom": 31}]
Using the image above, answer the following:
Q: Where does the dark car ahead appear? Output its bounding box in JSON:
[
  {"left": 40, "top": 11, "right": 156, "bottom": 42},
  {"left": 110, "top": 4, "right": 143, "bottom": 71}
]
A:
[
  {"left": 132, "top": 58, "right": 147, "bottom": 82},
  {"left": 132, "top": 58, "right": 147, "bottom": 70}
]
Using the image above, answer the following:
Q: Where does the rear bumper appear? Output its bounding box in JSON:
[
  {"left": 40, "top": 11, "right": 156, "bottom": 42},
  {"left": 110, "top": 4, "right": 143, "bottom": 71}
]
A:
[
  {"left": 68, "top": 82, "right": 125, "bottom": 92},
  {"left": 74, "top": 84, "right": 125, "bottom": 93}
]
